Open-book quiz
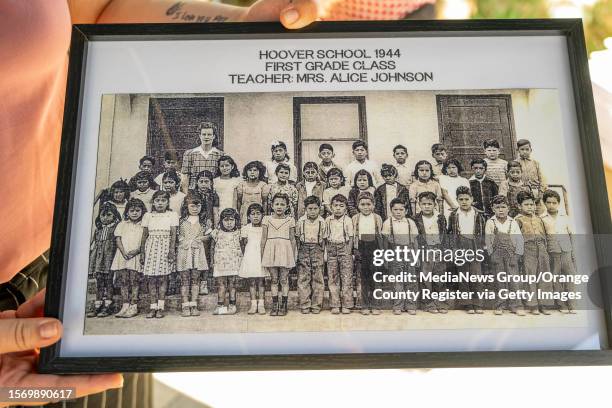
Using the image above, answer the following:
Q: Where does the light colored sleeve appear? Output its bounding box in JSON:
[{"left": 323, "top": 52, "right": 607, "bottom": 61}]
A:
[
  {"left": 170, "top": 211, "right": 179, "bottom": 227},
  {"left": 408, "top": 183, "right": 417, "bottom": 202},
  {"left": 484, "top": 219, "right": 495, "bottom": 252},
  {"left": 114, "top": 221, "right": 124, "bottom": 237},
  {"left": 408, "top": 219, "right": 419, "bottom": 239},
  {"left": 537, "top": 160, "right": 547, "bottom": 191},
  {"left": 141, "top": 213, "right": 150, "bottom": 228},
  {"left": 381, "top": 219, "right": 391, "bottom": 237},
  {"left": 511, "top": 220, "right": 524, "bottom": 255},
  {"left": 346, "top": 216, "right": 354, "bottom": 238},
  {"left": 240, "top": 225, "right": 249, "bottom": 239},
  {"left": 498, "top": 180, "right": 508, "bottom": 197}
]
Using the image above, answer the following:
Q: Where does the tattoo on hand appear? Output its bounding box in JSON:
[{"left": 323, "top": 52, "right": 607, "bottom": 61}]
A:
[{"left": 166, "top": 2, "right": 229, "bottom": 23}]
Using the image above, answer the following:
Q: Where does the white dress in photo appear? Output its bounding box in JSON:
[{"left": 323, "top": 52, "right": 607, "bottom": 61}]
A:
[
  {"left": 214, "top": 177, "right": 241, "bottom": 211},
  {"left": 110, "top": 220, "right": 144, "bottom": 272},
  {"left": 238, "top": 224, "right": 268, "bottom": 279}
]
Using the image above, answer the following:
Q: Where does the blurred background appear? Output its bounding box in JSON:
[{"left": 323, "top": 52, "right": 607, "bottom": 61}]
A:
[{"left": 153, "top": 1, "right": 612, "bottom": 407}]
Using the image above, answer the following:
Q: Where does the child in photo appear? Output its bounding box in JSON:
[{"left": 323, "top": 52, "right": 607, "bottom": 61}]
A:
[
  {"left": 325, "top": 194, "right": 354, "bottom": 314},
  {"left": 138, "top": 155, "right": 155, "bottom": 174},
  {"left": 408, "top": 160, "right": 443, "bottom": 215},
  {"left": 469, "top": 158, "right": 499, "bottom": 219},
  {"left": 87, "top": 202, "right": 121, "bottom": 318},
  {"left": 265, "top": 141, "right": 298, "bottom": 184},
  {"left": 348, "top": 169, "right": 376, "bottom": 217},
  {"left": 236, "top": 160, "right": 267, "bottom": 226},
  {"left": 162, "top": 170, "right": 186, "bottom": 214},
  {"left": 352, "top": 192, "right": 383, "bottom": 315},
  {"left": 483, "top": 139, "right": 508, "bottom": 191},
  {"left": 296, "top": 196, "right": 328, "bottom": 314},
  {"left": 214, "top": 155, "right": 242, "bottom": 212},
  {"left": 485, "top": 195, "right": 525, "bottom": 316},
  {"left": 129, "top": 171, "right": 157, "bottom": 212},
  {"left": 438, "top": 158, "right": 470, "bottom": 220},
  {"left": 374, "top": 163, "right": 412, "bottom": 220},
  {"left": 140, "top": 190, "right": 179, "bottom": 319},
  {"left": 392, "top": 144, "right": 412, "bottom": 187},
  {"left": 382, "top": 198, "right": 419, "bottom": 314},
  {"left": 322, "top": 168, "right": 351, "bottom": 217},
  {"left": 177, "top": 193, "right": 209, "bottom": 317},
  {"left": 541, "top": 190, "right": 576, "bottom": 314},
  {"left": 110, "top": 198, "right": 146, "bottom": 319},
  {"left": 344, "top": 140, "right": 382, "bottom": 187},
  {"left": 414, "top": 191, "right": 448, "bottom": 314},
  {"left": 211, "top": 208, "right": 243, "bottom": 315},
  {"left": 296, "top": 162, "right": 325, "bottom": 219},
  {"left": 191, "top": 170, "right": 219, "bottom": 230},
  {"left": 447, "top": 186, "right": 486, "bottom": 314},
  {"left": 263, "top": 163, "right": 299, "bottom": 218},
  {"left": 318, "top": 143, "right": 341, "bottom": 184},
  {"left": 239, "top": 203, "right": 268, "bottom": 315},
  {"left": 154, "top": 151, "right": 185, "bottom": 188},
  {"left": 97, "top": 179, "right": 130, "bottom": 216},
  {"left": 501, "top": 161, "right": 531, "bottom": 218},
  {"left": 517, "top": 139, "right": 548, "bottom": 201},
  {"left": 261, "top": 193, "right": 297, "bottom": 316},
  {"left": 514, "top": 191, "right": 554, "bottom": 315},
  {"left": 430, "top": 143, "right": 448, "bottom": 177},
  {"left": 191, "top": 170, "right": 219, "bottom": 295}
]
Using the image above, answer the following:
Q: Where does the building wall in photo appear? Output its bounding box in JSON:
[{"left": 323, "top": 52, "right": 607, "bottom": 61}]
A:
[{"left": 96, "top": 89, "right": 569, "bottom": 204}]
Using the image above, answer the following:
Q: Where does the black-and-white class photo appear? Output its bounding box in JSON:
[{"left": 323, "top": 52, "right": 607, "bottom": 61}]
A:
[{"left": 85, "top": 89, "right": 580, "bottom": 335}]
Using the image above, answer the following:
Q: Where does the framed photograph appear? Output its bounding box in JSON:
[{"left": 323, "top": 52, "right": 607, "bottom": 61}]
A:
[{"left": 40, "top": 19, "right": 612, "bottom": 373}]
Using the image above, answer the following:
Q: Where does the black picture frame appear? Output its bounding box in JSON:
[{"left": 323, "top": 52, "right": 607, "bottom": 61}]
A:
[{"left": 40, "top": 19, "right": 612, "bottom": 374}]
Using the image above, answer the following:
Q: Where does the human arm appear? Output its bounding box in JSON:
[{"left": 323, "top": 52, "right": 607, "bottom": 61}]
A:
[
  {"left": 289, "top": 226, "right": 297, "bottom": 261},
  {"left": 115, "top": 236, "right": 129, "bottom": 260},
  {"left": 168, "top": 226, "right": 177, "bottom": 262},
  {"left": 81, "top": 0, "right": 321, "bottom": 29},
  {"left": 261, "top": 224, "right": 268, "bottom": 259},
  {"left": 0, "top": 290, "right": 123, "bottom": 407},
  {"left": 484, "top": 219, "right": 495, "bottom": 255},
  {"left": 139, "top": 227, "right": 149, "bottom": 265}
]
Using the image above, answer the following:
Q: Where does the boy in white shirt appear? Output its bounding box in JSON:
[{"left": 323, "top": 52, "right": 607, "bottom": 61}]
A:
[
  {"left": 351, "top": 192, "right": 383, "bottom": 315},
  {"left": 541, "top": 190, "right": 576, "bottom": 314},
  {"left": 485, "top": 195, "right": 525, "bottom": 315},
  {"left": 382, "top": 198, "right": 419, "bottom": 314},
  {"left": 344, "top": 141, "right": 382, "bottom": 187},
  {"left": 325, "top": 194, "right": 354, "bottom": 314}
]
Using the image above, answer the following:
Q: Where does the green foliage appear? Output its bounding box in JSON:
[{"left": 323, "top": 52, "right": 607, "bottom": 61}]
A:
[
  {"left": 584, "top": 0, "right": 612, "bottom": 55},
  {"left": 470, "top": 0, "right": 550, "bottom": 19}
]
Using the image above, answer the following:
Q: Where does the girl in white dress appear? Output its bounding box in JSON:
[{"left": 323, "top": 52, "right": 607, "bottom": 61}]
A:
[
  {"left": 213, "top": 155, "right": 241, "bottom": 213},
  {"left": 140, "top": 190, "right": 179, "bottom": 319},
  {"left": 438, "top": 158, "right": 470, "bottom": 220},
  {"left": 162, "top": 170, "right": 186, "bottom": 214},
  {"left": 239, "top": 203, "right": 268, "bottom": 315},
  {"left": 111, "top": 198, "right": 146, "bottom": 318},
  {"left": 211, "top": 208, "right": 243, "bottom": 315},
  {"left": 177, "top": 193, "right": 209, "bottom": 317}
]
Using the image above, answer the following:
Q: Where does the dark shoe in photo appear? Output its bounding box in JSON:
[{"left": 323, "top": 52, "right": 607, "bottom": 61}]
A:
[
  {"left": 310, "top": 308, "right": 321, "bottom": 314},
  {"left": 97, "top": 305, "right": 110, "bottom": 318},
  {"left": 146, "top": 309, "right": 157, "bottom": 318},
  {"left": 190, "top": 306, "right": 201, "bottom": 316},
  {"left": 155, "top": 309, "right": 165, "bottom": 318}
]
